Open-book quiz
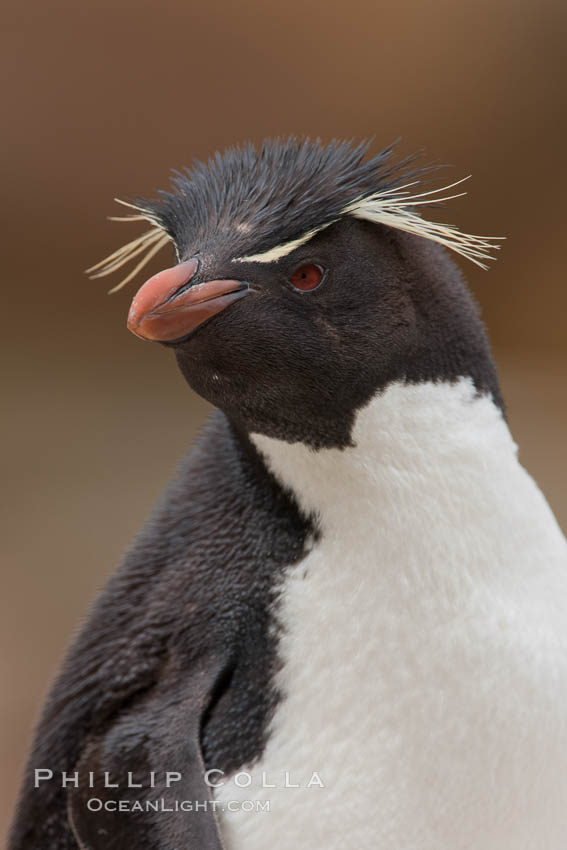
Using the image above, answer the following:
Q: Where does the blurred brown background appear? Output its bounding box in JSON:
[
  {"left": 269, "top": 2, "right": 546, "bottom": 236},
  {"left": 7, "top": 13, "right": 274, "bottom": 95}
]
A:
[{"left": 1, "top": 0, "right": 566, "bottom": 839}]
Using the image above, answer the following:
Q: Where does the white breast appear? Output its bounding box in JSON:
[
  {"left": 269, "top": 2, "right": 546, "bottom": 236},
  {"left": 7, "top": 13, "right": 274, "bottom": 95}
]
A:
[{"left": 215, "top": 380, "right": 567, "bottom": 850}]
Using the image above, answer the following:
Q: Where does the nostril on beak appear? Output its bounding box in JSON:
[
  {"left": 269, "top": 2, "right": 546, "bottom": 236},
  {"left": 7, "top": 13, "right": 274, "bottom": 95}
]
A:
[{"left": 127, "top": 257, "right": 199, "bottom": 332}]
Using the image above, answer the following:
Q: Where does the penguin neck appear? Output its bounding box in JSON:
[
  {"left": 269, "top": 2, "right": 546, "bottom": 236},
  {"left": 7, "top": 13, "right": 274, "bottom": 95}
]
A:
[{"left": 249, "top": 378, "right": 515, "bottom": 533}]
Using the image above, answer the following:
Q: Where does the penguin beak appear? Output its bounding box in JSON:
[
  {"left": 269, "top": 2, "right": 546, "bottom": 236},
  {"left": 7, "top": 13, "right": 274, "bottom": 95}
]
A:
[{"left": 127, "top": 257, "right": 249, "bottom": 343}]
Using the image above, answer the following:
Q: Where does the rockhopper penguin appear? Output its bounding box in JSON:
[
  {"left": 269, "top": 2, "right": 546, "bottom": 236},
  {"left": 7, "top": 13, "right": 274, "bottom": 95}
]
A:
[{"left": 9, "top": 139, "right": 567, "bottom": 849}]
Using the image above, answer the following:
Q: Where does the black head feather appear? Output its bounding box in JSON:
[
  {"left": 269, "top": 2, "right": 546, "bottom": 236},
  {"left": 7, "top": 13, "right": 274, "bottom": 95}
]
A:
[
  {"left": 136, "top": 137, "right": 423, "bottom": 262},
  {"left": 88, "top": 136, "right": 503, "bottom": 446}
]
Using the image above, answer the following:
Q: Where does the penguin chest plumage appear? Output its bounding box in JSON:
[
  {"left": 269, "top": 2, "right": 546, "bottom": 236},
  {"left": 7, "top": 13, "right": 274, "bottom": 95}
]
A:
[{"left": 215, "top": 380, "right": 567, "bottom": 850}]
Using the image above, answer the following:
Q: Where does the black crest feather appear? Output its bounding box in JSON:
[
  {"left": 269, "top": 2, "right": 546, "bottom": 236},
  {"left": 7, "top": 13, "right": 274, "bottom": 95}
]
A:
[
  {"left": 137, "top": 137, "right": 421, "bottom": 261},
  {"left": 88, "top": 138, "right": 502, "bottom": 290}
]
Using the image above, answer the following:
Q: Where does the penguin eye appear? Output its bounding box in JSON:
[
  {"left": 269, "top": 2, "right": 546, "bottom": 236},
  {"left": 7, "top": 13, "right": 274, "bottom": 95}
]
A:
[{"left": 289, "top": 264, "right": 324, "bottom": 291}]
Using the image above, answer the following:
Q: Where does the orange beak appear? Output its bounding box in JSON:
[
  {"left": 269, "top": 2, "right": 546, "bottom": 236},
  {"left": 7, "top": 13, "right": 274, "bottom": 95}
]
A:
[{"left": 127, "top": 258, "right": 249, "bottom": 343}]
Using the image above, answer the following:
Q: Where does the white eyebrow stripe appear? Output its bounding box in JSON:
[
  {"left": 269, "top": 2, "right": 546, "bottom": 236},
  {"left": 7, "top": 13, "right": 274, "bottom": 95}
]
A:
[
  {"left": 233, "top": 222, "right": 335, "bottom": 264},
  {"left": 89, "top": 176, "right": 503, "bottom": 294},
  {"left": 233, "top": 176, "right": 503, "bottom": 270},
  {"left": 343, "top": 178, "right": 505, "bottom": 270},
  {"left": 86, "top": 199, "right": 174, "bottom": 293}
]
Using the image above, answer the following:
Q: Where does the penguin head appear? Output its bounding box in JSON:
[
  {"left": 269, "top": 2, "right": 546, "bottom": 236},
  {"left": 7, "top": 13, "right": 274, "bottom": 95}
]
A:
[{"left": 91, "top": 139, "right": 503, "bottom": 448}]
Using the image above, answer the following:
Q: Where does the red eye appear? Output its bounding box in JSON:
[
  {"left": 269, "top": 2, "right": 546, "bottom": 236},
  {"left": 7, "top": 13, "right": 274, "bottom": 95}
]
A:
[{"left": 289, "top": 263, "right": 324, "bottom": 291}]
